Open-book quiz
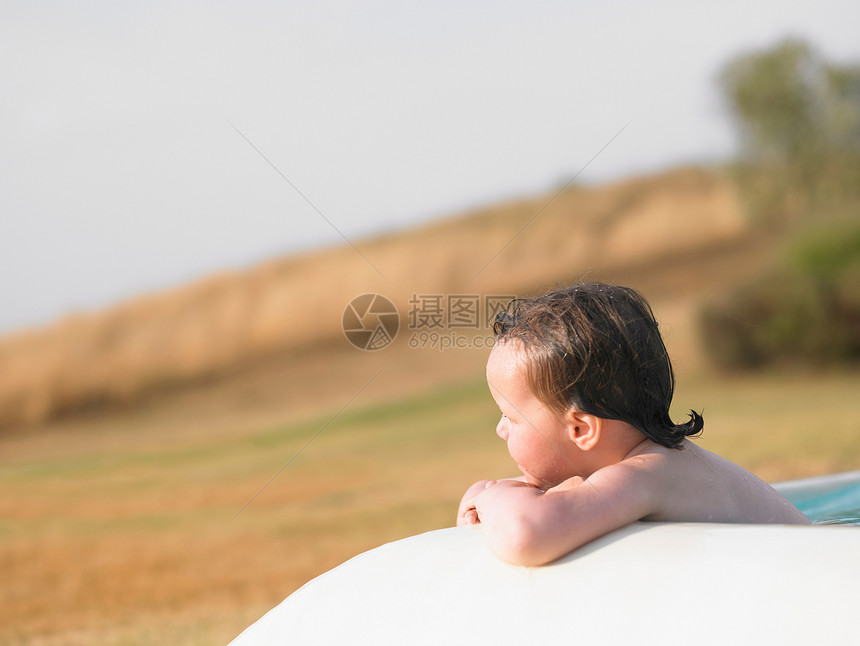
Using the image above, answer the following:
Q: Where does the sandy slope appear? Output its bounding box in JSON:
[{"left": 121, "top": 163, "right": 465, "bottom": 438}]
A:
[{"left": 0, "top": 165, "right": 763, "bottom": 433}]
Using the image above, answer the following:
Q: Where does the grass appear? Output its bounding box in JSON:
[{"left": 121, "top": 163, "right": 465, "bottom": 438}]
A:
[
  {"left": 0, "top": 378, "right": 508, "bottom": 645},
  {"left": 674, "top": 370, "right": 860, "bottom": 480},
  {"left": 2, "top": 368, "right": 860, "bottom": 644}
]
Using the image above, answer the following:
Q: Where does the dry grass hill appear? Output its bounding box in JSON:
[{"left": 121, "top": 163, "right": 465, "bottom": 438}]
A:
[{"left": 0, "top": 165, "right": 767, "bottom": 435}]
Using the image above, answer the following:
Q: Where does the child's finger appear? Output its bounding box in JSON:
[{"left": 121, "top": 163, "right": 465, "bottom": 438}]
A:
[{"left": 456, "top": 505, "right": 475, "bottom": 526}]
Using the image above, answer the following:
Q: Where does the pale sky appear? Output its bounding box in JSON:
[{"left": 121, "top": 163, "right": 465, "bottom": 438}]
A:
[{"left": 2, "top": 0, "right": 859, "bottom": 335}]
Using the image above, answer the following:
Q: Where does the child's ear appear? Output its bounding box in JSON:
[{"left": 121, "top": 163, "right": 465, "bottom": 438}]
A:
[{"left": 564, "top": 409, "right": 602, "bottom": 451}]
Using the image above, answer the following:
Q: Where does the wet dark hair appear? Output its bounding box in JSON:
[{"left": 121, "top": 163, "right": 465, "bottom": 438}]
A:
[{"left": 493, "top": 283, "right": 703, "bottom": 449}]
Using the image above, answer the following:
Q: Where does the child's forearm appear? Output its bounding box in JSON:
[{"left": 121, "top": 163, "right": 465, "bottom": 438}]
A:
[
  {"left": 475, "top": 477, "right": 628, "bottom": 566},
  {"left": 475, "top": 481, "right": 559, "bottom": 566},
  {"left": 499, "top": 475, "right": 528, "bottom": 483},
  {"left": 456, "top": 476, "right": 527, "bottom": 526}
]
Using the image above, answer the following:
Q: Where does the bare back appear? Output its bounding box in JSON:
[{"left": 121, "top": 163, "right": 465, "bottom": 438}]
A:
[{"left": 629, "top": 440, "right": 809, "bottom": 524}]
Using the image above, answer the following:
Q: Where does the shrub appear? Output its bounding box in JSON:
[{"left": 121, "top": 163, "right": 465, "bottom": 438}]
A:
[{"left": 699, "top": 219, "right": 860, "bottom": 370}]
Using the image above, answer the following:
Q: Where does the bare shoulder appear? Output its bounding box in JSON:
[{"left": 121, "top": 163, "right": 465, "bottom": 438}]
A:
[
  {"left": 623, "top": 440, "right": 810, "bottom": 524},
  {"left": 588, "top": 439, "right": 678, "bottom": 488},
  {"left": 579, "top": 442, "right": 676, "bottom": 519}
]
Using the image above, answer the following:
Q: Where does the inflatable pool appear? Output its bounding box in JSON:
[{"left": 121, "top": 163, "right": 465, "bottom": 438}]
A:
[{"left": 229, "top": 472, "right": 860, "bottom": 645}]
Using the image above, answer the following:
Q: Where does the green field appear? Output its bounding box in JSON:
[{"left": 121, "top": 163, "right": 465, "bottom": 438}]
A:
[{"left": 2, "top": 370, "right": 859, "bottom": 645}]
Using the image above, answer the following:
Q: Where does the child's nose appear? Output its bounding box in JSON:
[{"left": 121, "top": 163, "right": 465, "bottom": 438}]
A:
[{"left": 496, "top": 416, "right": 509, "bottom": 441}]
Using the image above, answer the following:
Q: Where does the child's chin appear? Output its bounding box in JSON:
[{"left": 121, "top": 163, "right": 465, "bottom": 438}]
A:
[
  {"left": 521, "top": 470, "right": 561, "bottom": 490},
  {"left": 521, "top": 472, "right": 546, "bottom": 488}
]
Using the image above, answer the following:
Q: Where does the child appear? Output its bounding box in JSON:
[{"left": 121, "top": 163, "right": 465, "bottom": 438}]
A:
[{"left": 457, "top": 283, "right": 808, "bottom": 566}]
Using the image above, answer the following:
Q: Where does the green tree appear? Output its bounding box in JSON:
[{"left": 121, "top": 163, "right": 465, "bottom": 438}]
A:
[
  {"left": 699, "top": 39, "right": 860, "bottom": 371},
  {"left": 720, "top": 38, "right": 860, "bottom": 224}
]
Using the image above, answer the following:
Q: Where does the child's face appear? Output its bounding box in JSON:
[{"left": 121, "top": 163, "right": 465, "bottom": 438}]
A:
[{"left": 486, "top": 340, "right": 578, "bottom": 489}]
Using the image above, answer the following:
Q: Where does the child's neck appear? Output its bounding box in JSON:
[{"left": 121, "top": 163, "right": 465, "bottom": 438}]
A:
[{"left": 580, "top": 421, "right": 650, "bottom": 477}]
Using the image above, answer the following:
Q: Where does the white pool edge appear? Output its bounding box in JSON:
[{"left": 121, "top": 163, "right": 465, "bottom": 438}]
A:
[{"left": 773, "top": 469, "right": 860, "bottom": 500}]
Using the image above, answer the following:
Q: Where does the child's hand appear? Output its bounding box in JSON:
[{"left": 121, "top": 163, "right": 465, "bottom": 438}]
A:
[
  {"left": 553, "top": 475, "right": 585, "bottom": 491},
  {"left": 456, "top": 479, "right": 497, "bottom": 526}
]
